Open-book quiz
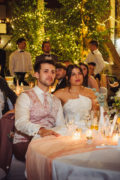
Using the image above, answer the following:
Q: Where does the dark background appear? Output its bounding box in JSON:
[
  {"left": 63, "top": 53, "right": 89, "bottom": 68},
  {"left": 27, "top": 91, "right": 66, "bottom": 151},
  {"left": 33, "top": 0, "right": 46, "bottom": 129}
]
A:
[{"left": 45, "top": 0, "right": 61, "bottom": 8}]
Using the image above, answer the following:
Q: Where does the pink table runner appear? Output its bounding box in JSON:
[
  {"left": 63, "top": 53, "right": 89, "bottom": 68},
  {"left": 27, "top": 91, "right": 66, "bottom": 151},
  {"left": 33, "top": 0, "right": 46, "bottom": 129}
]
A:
[{"left": 26, "top": 135, "right": 115, "bottom": 180}]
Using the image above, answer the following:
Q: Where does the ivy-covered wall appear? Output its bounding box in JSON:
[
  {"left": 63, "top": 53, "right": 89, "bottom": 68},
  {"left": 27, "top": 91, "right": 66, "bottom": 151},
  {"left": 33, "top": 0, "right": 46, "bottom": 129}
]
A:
[{"left": 8, "top": 0, "right": 111, "bottom": 64}]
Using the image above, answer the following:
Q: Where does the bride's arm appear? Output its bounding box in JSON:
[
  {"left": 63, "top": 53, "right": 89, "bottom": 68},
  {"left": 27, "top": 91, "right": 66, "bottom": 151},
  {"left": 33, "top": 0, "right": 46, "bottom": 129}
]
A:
[
  {"left": 88, "top": 76, "right": 99, "bottom": 92},
  {"left": 53, "top": 89, "right": 65, "bottom": 106},
  {"left": 84, "top": 88, "right": 99, "bottom": 111},
  {"left": 53, "top": 89, "right": 62, "bottom": 100},
  {"left": 91, "top": 96, "right": 99, "bottom": 111}
]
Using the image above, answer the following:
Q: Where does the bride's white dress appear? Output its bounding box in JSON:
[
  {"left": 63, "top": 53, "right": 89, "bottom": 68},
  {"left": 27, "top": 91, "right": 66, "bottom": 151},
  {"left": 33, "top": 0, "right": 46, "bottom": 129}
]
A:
[{"left": 63, "top": 95, "right": 92, "bottom": 128}]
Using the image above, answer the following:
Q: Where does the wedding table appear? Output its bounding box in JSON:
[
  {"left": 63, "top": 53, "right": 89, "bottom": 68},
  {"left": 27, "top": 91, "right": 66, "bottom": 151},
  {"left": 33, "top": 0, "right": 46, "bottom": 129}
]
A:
[{"left": 26, "top": 132, "right": 120, "bottom": 180}]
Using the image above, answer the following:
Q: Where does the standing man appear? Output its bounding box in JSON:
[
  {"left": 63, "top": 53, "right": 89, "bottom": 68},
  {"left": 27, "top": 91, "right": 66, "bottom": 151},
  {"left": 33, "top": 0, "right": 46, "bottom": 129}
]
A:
[
  {"left": 54, "top": 62, "right": 67, "bottom": 92},
  {"left": 9, "top": 38, "right": 33, "bottom": 85},
  {"left": 13, "top": 60, "right": 64, "bottom": 161},
  {"left": 35, "top": 41, "right": 58, "bottom": 64},
  {"left": 85, "top": 40, "right": 105, "bottom": 75}
]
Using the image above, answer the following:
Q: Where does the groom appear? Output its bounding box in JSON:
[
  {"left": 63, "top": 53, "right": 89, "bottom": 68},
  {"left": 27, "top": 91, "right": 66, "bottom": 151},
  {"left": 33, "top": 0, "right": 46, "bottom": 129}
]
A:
[{"left": 13, "top": 60, "right": 64, "bottom": 161}]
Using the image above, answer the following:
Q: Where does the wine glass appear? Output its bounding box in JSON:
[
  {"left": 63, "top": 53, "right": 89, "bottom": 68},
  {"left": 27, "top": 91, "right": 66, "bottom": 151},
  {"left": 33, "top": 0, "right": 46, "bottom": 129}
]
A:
[
  {"left": 84, "top": 111, "right": 92, "bottom": 129},
  {"left": 91, "top": 110, "right": 99, "bottom": 130},
  {"left": 65, "top": 114, "right": 75, "bottom": 134}
]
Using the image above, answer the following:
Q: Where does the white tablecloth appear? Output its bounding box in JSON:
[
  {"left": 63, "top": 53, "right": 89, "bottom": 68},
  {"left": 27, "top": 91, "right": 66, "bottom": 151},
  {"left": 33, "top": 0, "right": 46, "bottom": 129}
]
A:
[
  {"left": 52, "top": 149, "right": 120, "bottom": 180},
  {"left": 26, "top": 134, "right": 120, "bottom": 180}
]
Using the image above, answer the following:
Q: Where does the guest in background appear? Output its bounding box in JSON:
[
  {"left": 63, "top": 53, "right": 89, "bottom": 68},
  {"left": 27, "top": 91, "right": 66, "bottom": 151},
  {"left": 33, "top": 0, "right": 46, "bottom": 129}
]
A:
[
  {"left": 88, "top": 62, "right": 101, "bottom": 87},
  {"left": 0, "top": 37, "right": 6, "bottom": 78},
  {"left": 80, "top": 62, "right": 99, "bottom": 92},
  {"left": 0, "top": 76, "right": 17, "bottom": 117},
  {"left": 9, "top": 38, "right": 33, "bottom": 85},
  {"left": 35, "top": 41, "right": 58, "bottom": 64},
  {"left": 85, "top": 40, "right": 105, "bottom": 75},
  {"left": 54, "top": 62, "right": 67, "bottom": 92},
  {"left": 13, "top": 60, "right": 64, "bottom": 161},
  {"left": 88, "top": 62, "right": 96, "bottom": 77}
]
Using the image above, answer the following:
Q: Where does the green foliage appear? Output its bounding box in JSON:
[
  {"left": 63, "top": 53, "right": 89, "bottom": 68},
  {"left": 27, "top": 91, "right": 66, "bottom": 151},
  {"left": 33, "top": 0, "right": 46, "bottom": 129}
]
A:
[
  {"left": 8, "top": 0, "right": 111, "bottom": 64},
  {"left": 8, "top": 0, "right": 46, "bottom": 63},
  {"left": 112, "top": 89, "right": 120, "bottom": 111},
  {"left": 113, "top": 98, "right": 120, "bottom": 110},
  {"left": 46, "top": 0, "right": 111, "bottom": 62}
]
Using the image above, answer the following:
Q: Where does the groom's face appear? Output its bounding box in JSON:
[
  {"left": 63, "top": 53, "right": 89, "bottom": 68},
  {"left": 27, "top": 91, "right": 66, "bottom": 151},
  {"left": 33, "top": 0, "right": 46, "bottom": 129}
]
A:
[{"left": 35, "top": 63, "right": 56, "bottom": 87}]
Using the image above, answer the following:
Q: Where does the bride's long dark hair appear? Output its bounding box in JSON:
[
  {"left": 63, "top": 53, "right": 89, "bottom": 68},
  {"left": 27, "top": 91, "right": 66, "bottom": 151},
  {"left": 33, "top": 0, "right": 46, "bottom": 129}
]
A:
[{"left": 66, "top": 64, "right": 84, "bottom": 87}]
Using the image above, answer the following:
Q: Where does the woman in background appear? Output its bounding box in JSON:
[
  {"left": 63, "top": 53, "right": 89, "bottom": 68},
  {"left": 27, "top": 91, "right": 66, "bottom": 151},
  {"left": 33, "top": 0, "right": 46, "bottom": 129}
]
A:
[{"left": 79, "top": 62, "right": 99, "bottom": 92}]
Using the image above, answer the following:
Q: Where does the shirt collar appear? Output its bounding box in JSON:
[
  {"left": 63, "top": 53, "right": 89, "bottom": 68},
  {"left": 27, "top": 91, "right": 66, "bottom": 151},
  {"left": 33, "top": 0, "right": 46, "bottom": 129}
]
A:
[
  {"left": 93, "top": 49, "right": 99, "bottom": 53},
  {"left": 58, "top": 78, "right": 63, "bottom": 85},
  {"left": 44, "top": 53, "right": 51, "bottom": 56},
  {"left": 33, "top": 85, "right": 50, "bottom": 96},
  {"left": 18, "top": 48, "right": 24, "bottom": 52}
]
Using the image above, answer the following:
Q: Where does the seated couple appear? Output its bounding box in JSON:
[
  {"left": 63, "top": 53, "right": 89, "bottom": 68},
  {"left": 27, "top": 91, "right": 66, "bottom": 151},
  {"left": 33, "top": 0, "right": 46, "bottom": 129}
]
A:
[{"left": 12, "top": 60, "right": 99, "bottom": 161}]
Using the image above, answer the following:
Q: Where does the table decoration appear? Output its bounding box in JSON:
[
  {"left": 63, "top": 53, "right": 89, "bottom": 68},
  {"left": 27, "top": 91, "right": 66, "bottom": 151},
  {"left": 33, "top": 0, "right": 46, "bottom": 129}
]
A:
[
  {"left": 86, "top": 129, "right": 93, "bottom": 144},
  {"left": 98, "top": 106, "right": 105, "bottom": 131},
  {"left": 15, "top": 80, "right": 20, "bottom": 95},
  {"left": 72, "top": 129, "right": 81, "bottom": 140},
  {"left": 112, "top": 133, "right": 119, "bottom": 144},
  {"left": 86, "top": 129, "right": 92, "bottom": 139},
  {"left": 5, "top": 76, "right": 13, "bottom": 87}
]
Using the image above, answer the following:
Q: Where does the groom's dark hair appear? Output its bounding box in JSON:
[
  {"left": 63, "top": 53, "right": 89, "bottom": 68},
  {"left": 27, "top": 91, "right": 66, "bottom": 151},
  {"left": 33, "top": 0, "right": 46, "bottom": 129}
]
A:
[{"left": 34, "top": 60, "right": 55, "bottom": 73}]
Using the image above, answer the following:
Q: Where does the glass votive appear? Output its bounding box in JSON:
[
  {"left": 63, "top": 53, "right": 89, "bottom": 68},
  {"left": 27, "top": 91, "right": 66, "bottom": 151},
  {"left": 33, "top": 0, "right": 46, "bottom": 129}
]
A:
[
  {"left": 112, "top": 133, "right": 119, "bottom": 144},
  {"left": 72, "top": 129, "right": 81, "bottom": 140},
  {"left": 86, "top": 129, "right": 93, "bottom": 140},
  {"left": 104, "top": 124, "right": 111, "bottom": 138},
  {"left": 90, "top": 111, "right": 99, "bottom": 130},
  {"left": 91, "top": 120, "right": 98, "bottom": 130},
  {"left": 86, "top": 129, "right": 93, "bottom": 144},
  {"left": 15, "top": 87, "right": 20, "bottom": 95}
]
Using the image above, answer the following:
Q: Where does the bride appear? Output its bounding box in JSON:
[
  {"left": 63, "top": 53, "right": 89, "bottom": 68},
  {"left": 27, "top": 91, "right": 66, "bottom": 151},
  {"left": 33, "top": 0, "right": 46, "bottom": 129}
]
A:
[{"left": 54, "top": 64, "right": 99, "bottom": 126}]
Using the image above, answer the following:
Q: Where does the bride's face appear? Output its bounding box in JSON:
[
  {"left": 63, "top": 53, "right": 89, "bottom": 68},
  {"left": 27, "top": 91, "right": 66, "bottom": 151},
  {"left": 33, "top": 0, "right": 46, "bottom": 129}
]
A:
[{"left": 70, "top": 68, "right": 83, "bottom": 86}]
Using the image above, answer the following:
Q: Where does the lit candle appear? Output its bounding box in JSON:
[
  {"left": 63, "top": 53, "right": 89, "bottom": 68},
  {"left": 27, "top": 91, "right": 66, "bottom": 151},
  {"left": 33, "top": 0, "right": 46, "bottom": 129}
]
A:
[
  {"left": 86, "top": 129, "right": 93, "bottom": 139},
  {"left": 73, "top": 129, "right": 81, "bottom": 140},
  {"left": 112, "top": 134, "right": 119, "bottom": 144},
  {"left": 16, "top": 87, "right": 20, "bottom": 95}
]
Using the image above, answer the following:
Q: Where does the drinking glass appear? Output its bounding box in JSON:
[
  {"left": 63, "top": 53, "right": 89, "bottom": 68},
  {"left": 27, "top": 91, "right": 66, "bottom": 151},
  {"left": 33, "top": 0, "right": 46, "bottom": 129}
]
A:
[
  {"left": 65, "top": 115, "right": 75, "bottom": 134},
  {"left": 91, "top": 110, "right": 99, "bottom": 130},
  {"left": 84, "top": 111, "right": 92, "bottom": 129}
]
